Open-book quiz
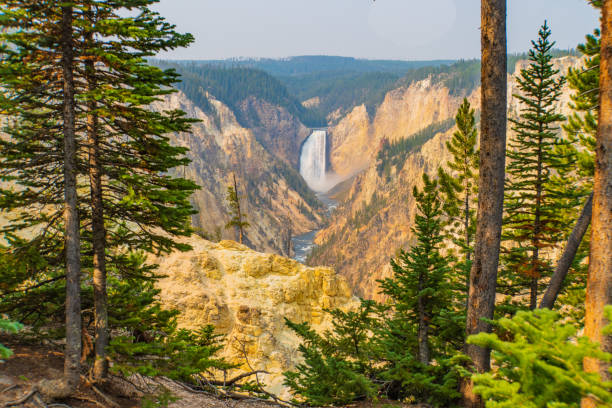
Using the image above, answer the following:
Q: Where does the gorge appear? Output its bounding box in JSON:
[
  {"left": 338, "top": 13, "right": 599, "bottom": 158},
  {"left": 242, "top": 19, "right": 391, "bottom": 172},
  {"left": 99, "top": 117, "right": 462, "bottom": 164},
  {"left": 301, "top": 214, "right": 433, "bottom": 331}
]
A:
[
  {"left": 291, "top": 129, "right": 339, "bottom": 263},
  {"left": 151, "top": 55, "right": 580, "bottom": 297}
]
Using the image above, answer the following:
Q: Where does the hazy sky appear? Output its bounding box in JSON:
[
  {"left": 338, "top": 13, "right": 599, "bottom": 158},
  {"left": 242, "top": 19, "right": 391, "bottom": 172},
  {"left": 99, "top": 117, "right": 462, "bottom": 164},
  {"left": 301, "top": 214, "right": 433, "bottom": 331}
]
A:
[{"left": 152, "top": 0, "right": 600, "bottom": 61}]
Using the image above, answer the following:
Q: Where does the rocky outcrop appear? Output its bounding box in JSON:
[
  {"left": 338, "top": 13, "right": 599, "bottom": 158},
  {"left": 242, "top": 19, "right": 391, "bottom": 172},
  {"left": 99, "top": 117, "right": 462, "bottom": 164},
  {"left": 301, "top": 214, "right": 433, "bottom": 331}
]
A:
[
  {"left": 313, "top": 57, "right": 581, "bottom": 300},
  {"left": 155, "top": 92, "right": 325, "bottom": 255},
  {"left": 155, "top": 237, "right": 358, "bottom": 397}
]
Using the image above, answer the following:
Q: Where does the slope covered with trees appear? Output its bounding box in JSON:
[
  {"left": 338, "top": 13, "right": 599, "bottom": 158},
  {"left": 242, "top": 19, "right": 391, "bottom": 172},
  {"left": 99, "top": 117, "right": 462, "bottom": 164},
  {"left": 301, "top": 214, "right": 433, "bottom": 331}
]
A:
[{"left": 155, "top": 62, "right": 326, "bottom": 127}]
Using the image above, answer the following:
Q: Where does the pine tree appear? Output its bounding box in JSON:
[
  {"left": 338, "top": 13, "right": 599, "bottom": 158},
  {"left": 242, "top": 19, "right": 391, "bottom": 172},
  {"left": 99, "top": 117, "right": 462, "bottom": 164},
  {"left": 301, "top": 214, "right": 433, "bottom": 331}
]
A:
[
  {"left": 284, "top": 177, "right": 466, "bottom": 406},
  {"left": 0, "top": 0, "right": 199, "bottom": 385},
  {"left": 584, "top": 0, "right": 612, "bottom": 388},
  {"left": 501, "top": 22, "right": 569, "bottom": 311},
  {"left": 76, "top": 0, "right": 197, "bottom": 379},
  {"left": 380, "top": 174, "right": 458, "bottom": 366},
  {"left": 378, "top": 174, "right": 464, "bottom": 406},
  {"left": 564, "top": 25, "right": 600, "bottom": 181},
  {"left": 104, "top": 257, "right": 233, "bottom": 382},
  {"left": 439, "top": 98, "right": 479, "bottom": 300},
  {"left": 537, "top": 3, "right": 606, "bottom": 313},
  {"left": 283, "top": 300, "right": 381, "bottom": 406},
  {"left": 0, "top": 318, "right": 22, "bottom": 359},
  {"left": 0, "top": 1, "right": 83, "bottom": 396},
  {"left": 226, "top": 174, "right": 249, "bottom": 244},
  {"left": 465, "top": 1, "right": 507, "bottom": 398},
  {"left": 540, "top": 10, "right": 602, "bottom": 313}
]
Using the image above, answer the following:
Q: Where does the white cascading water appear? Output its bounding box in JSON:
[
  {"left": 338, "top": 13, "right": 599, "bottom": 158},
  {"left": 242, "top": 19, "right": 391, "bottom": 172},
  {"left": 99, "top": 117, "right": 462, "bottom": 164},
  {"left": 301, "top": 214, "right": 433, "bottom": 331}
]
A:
[{"left": 299, "top": 130, "right": 328, "bottom": 192}]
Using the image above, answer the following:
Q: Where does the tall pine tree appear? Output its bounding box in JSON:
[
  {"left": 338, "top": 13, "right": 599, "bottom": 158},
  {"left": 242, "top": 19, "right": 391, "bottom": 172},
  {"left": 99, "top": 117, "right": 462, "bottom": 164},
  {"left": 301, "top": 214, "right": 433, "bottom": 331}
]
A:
[
  {"left": 225, "top": 174, "right": 249, "bottom": 244},
  {"left": 501, "top": 22, "right": 569, "bottom": 310},
  {"left": 379, "top": 173, "right": 460, "bottom": 366},
  {"left": 439, "top": 98, "right": 479, "bottom": 301},
  {"left": 540, "top": 14, "right": 602, "bottom": 311},
  {"left": 0, "top": 1, "right": 83, "bottom": 397},
  {"left": 76, "top": 0, "right": 197, "bottom": 378},
  {"left": 378, "top": 173, "right": 464, "bottom": 406},
  {"left": 0, "top": 0, "right": 199, "bottom": 386}
]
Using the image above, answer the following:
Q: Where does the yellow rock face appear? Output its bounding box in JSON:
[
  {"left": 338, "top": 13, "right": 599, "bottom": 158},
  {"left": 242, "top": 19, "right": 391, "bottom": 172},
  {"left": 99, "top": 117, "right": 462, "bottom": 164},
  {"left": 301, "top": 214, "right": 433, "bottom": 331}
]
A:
[
  {"left": 316, "top": 56, "right": 582, "bottom": 301},
  {"left": 155, "top": 236, "right": 358, "bottom": 397}
]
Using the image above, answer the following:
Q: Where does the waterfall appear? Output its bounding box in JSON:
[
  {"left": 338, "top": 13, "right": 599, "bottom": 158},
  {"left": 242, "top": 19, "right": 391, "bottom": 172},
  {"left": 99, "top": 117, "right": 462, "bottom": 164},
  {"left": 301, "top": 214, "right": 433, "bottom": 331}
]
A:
[{"left": 299, "top": 130, "right": 329, "bottom": 192}]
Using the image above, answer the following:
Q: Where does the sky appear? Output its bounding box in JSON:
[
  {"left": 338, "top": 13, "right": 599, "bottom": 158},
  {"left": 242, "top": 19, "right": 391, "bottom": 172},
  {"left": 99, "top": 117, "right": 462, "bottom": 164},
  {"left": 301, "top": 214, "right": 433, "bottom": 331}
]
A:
[{"left": 152, "top": 0, "right": 600, "bottom": 61}]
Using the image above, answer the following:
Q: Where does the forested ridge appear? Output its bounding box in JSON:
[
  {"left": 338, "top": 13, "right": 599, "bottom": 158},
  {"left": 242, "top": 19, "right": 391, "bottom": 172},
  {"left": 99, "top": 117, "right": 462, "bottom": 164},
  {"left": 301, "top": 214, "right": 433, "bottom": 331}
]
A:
[
  {"left": 160, "top": 51, "right": 578, "bottom": 128},
  {"left": 155, "top": 61, "right": 327, "bottom": 127}
]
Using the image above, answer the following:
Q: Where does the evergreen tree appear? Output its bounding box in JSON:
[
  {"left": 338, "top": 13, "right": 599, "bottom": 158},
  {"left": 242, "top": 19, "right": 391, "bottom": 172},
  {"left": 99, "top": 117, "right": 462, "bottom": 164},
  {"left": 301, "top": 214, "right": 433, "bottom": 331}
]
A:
[
  {"left": 584, "top": 0, "right": 612, "bottom": 386},
  {"left": 501, "top": 22, "right": 569, "bottom": 310},
  {"left": 283, "top": 300, "right": 381, "bottom": 406},
  {"left": 0, "top": 0, "right": 198, "bottom": 385},
  {"left": 77, "top": 0, "right": 197, "bottom": 379},
  {"left": 380, "top": 174, "right": 458, "bottom": 365},
  {"left": 439, "top": 98, "right": 479, "bottom": 301},
  {"left": 564, "top": 25, "right": 600, "bottom": 181},
  {"left": 0, "top": 1, "right": 83, "bottom": 396},
  {"left": 104, "top": 258, "right": 233, "bottom": 382},
  {"left": 541, "top": 13, "right": 602, "bottom": 314},
  {"left": 0, "top": 318, "right": 22, "bottom": 359},
  {"left": 226, "top": 174, "right": 249, "bottom": 244},
  {"left": 284, "top": 175, "right": 466, "bottom": 407},
  {"left": 465, "top": 0, "right": 507, "bottom": 394},
  {"left": 377, "top": 174, "right": 464, "bottom": 406}
]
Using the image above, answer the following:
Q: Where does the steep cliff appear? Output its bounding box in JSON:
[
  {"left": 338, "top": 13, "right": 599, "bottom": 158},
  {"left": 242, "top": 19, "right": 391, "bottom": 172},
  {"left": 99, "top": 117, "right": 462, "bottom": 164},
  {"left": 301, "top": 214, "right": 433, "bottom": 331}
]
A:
[
  {"left": 155, "top": 91, "right": 325, "bottom": 255},
  {"left": 237, "top": 96, "right": 312, "bottom": 168},
  {"left": 312, "top": 57, "right": 581, "bottom": 300},
  {"left": 328, "top": 79, "right": 479, "bottom": 179},
  {"left": 155, "top": 237, "right": 358, "bottom": 397}
]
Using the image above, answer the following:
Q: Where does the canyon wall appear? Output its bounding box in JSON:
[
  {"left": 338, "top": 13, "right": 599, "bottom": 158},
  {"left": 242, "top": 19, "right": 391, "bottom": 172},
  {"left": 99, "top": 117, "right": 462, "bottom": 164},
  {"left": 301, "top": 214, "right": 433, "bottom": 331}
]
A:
[
  {"left": 327, "top": 80, "right": 480, "bottom": 179},
  {"left": 237, "top": 96, "right": 312, "bottom": 168},
  {"left": 155, "top": 92, "right": 325, "bottom": 255},
  {"left": 312, "top": 57, "right": 581, "bottom": 300}
]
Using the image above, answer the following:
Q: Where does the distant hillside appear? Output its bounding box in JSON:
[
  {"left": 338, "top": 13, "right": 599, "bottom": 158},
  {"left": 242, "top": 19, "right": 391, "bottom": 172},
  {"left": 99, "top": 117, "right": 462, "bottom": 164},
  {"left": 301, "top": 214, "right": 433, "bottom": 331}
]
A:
[
  {"left": 182, "top": 55, "right": 454, "bottom": 76},
  {"left": 159, "top": 56, "right": 454, "bottom": 123},
  {"left": 281, "top": 71, "right": 403, "bottom": 121},
  {"left": 155, "top": 62, "right": 326, "bottom": 127},
  {"left": 393, "top": 49, "right": 579, "bottom": 97}
]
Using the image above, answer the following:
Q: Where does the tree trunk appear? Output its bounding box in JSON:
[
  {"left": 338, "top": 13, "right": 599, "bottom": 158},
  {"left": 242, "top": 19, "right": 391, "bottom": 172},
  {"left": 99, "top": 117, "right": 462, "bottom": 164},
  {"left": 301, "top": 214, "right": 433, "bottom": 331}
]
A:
[
  {"left": 465, "top": 181, "right": 472, "bottom": 308},
  {"left": 40, "top": 5, "right": 82, "bottom": 398},
  {"left": 233, "top": 174, "right": 243, "bottom": 244},
  {"left": 417, "top": 271, "right": 430, "bottom": 365},
  {"left": 583, "top": 2, "right": 612, "bottom": 406},
  {"left": 540, "top": 193, "right": 593, "bottom": 309},
  {"left": 86, "top": 55, "right": 109, "bottom": 380},
  {"left": 463, "top": 0, "right": 507, "bottom": 406},
  {"left": 530, "top": 136, "right": 544, "bottom": 311}
]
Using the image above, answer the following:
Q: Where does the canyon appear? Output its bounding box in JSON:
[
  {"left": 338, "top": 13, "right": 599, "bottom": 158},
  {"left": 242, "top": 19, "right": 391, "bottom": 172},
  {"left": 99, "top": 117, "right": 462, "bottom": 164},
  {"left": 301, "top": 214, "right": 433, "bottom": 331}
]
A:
[
  {"left": 153, "top": 91, "right": 325, "bottom": 256},
  {"left": 0, "top": 55, "right": 583, "bottom": 397},
  {"left": 310, "top": 56, "right": 581, "bottom": 299},
  {"left": 149, "top": 56, "right": 581, "bottom": 301}
]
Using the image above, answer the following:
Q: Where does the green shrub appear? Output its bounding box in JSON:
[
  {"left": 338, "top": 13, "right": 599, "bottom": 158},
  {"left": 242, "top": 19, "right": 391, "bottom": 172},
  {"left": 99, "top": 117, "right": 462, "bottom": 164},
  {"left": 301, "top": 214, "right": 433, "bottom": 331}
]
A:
[
  {"left": 468, "top": 307, "right": 612, "bottom": 408},
  {"left": 283, "top": 301, "right": 381, "bottom": 406},
  {"left": 0, "top": 318, "right": 22, "bottom": 359},
  {"left": 106, "top": 276, "right": 233, "bottom": 382}
]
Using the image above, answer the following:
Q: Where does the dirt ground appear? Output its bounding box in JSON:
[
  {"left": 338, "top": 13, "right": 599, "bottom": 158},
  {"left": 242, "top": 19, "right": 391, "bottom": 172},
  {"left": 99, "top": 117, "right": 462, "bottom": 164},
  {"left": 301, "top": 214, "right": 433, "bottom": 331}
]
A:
[
  {"left": 0, "top": 337, "right": 425, "bottom": 408},
  {"left": 0, "top": 338, "right": 286, "bottom": 408}
]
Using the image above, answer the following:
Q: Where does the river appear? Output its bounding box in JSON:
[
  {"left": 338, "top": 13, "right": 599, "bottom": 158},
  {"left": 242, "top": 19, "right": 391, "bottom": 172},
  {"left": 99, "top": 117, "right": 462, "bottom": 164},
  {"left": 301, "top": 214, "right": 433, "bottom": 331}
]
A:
[{"left": 292, "top": 193, "right": 337, "bottom": 263}]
